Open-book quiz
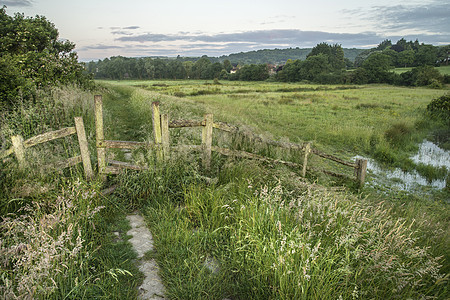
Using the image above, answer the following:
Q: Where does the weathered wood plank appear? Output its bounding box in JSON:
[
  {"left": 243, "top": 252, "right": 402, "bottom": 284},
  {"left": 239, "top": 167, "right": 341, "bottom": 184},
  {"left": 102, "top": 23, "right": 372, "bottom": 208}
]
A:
[
  {"left": 161, "top": 113, "right": 170, "bottom": 159},
  {"left": 152, "top": 101, "right": 163, "bottom": 162},
  {"left": 74, "top": 117, "right": 93, "bottom": 180},
  {"left": 310, "top": 148, "right": 356, "bottom": 168},
  {"left": 202, "top": 114, "right": 213, "bottom": 170},
  {"left": 104, "top": 165, "right": 121, "bottom": 175},
  {"left": 169, "top": 120, "right": 204, "bottom": 128},
  {"left": 23, "top": 127, "right": 76, "bottom": 148},
  {"left": 109, "top": 160, "right": 149, "bottom": 171},
  {"left": 0, "top": 147, "right": 14, "bottom": 160},
  {"left": 99, "top": 140, "right": 154, "bottom": 149},
  {"left": 152, "top": 102, "right": 162, "bottom": 143},
  {"left": 355, "top": 158, "right": 368, "bottom": 186},
  {"left": 213, "top": 121, "right": 239, "bottom": 133},
  {"left": 95, "top": 95, "right": 106, "bottom": 179},
  {"left": 11, "top": 135, "right": 26, "bottom": 169}
]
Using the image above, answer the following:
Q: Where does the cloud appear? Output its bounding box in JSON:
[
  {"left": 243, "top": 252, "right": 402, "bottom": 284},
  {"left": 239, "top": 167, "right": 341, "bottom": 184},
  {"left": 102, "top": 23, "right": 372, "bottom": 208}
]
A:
[
  {"left": 115, "top": 29, "right": 381, "bottom": 47},
  {"left": 345, "top": 1, "right": 450, "bottom": 34},
  {"left": 2, "top": 0, "right": 33, "bottom": 7},
  {"left": 123, "top": 26, "right": 140, "bottom": 30},
  {"left": 79, "top": 44, "right": 123, "bottom": 50}
]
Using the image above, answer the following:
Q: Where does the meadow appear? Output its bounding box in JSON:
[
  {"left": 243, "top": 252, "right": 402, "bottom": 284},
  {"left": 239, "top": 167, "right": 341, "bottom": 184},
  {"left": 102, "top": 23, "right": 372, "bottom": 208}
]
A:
[
  {"left": 99, "top": 80, "right": 449, "bottom": 299},
  {"left": 1, "top": 80, "right": 448, "bottom": 299}
]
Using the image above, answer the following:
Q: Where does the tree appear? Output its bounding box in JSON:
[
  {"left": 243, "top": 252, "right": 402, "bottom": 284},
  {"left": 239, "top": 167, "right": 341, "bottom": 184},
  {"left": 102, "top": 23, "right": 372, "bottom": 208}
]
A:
[
  {"left": 223, "top": 59, "right": 232, "bottom": 72},
  {"left": 360, "top": 52, "right": 394, "bottom": 83},
  {"left": 397, "top": 50, "right": 415, "bottom": 67},
  {"left": 0, "top": 7, "right": 92, "bottom": 108}
]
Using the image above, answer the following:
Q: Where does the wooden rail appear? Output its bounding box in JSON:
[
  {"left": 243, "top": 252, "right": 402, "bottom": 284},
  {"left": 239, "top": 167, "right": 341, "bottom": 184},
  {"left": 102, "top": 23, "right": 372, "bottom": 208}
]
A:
[
  {"left": 1, "top": 117, "right": 93, "bottom": 179},
  {"left": 94, "top": 98, "right": 367, "bottom": 186}
]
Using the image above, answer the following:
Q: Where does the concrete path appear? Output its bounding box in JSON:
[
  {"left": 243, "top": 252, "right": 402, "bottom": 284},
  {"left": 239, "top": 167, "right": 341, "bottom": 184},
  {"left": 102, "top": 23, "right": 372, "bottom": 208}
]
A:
[{"left": 126, "top": 214, "right": 165, "bottom": 299}]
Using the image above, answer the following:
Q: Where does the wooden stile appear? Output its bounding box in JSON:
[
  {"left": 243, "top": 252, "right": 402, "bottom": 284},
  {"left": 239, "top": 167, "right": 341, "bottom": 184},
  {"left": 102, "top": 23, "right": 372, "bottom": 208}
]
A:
[
  {"left": 202, "top": 114, "right": 213, "bottom": 170},
  {"left": 355, "top": 158, "right": 368, "bottom": 186},
  {"left": 95, "top": 95, "right": 106, "bottom": 180},
  {"left": 24, "top": 127, "right": 76, "bottom": 148},
  {"left": 75, "top": 117, "right": 94, "bottom": 179},
  {"left": 152, "top": 101, "right": 163, "bottom": 161},
  {"left": 11, "top": 135, "right": 26, "bottom": 170},
  {"left": 161, "top": 113, "right": 170, "bottom": 159}
]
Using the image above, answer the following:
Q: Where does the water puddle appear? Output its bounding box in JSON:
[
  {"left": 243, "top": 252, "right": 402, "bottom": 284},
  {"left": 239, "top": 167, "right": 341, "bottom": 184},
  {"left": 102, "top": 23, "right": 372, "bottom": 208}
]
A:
[{"left": 355, "top": 140, "right": 449, "bottom": 192}]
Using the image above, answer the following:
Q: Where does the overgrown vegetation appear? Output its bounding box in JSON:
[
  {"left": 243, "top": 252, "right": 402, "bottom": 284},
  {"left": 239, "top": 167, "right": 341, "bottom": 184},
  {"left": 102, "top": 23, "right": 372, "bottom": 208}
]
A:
[{"left": 0, "top": 6, "right": 93, "bottom": 110}]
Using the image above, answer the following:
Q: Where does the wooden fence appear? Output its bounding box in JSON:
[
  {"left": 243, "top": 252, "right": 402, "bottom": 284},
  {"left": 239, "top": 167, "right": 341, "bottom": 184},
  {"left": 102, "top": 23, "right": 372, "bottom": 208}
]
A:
[
  {"left": 0, "top": 117, "right": 93, "bottom": 179},
  {"left": 94, "top": 95, "right": 367, "bottom": 186}
]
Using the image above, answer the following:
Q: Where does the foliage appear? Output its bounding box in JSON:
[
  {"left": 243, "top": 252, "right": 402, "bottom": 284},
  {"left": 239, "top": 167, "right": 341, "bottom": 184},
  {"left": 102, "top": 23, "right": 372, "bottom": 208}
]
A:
[
  {"left": 0, "top": 7, "right": 93, "bottom": 109},
  {"left": 427, "top": 94, "right": 450, "bottom": 122},
  {"left": 401, "top": 65, "right": 444, "bottom": 87}
]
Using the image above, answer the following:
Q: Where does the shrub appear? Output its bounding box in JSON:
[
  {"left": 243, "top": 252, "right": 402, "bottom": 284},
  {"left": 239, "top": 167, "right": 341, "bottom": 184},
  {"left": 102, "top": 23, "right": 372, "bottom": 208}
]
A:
[{"left": 427, "top": 94, "right": 450, "bottom": 120}]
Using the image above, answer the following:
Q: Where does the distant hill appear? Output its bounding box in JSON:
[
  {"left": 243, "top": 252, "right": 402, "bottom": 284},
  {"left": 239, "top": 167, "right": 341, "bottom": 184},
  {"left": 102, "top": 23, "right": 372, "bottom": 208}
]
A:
[{"left": 213, "top": 47, "right": 365, "bottom": 65}]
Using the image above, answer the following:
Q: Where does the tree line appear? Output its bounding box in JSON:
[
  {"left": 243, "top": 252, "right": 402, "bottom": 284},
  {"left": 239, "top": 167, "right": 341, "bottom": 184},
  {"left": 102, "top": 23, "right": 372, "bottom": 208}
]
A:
[{"left": 87, "top": 40, "right": 449, "bottom": 87}]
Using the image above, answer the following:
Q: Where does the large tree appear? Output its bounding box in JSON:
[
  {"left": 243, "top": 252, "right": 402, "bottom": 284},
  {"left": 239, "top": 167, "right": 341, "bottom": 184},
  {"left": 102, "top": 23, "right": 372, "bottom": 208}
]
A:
[{"left": 0, "top": 7, "right": 92, "bottom": 108}]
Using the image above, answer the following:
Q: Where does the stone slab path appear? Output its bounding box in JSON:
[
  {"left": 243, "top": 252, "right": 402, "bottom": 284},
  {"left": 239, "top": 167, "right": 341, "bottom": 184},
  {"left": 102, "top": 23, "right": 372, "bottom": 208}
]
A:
[{"left": 126, "top": 214, "right": 165, "bottom": 299}]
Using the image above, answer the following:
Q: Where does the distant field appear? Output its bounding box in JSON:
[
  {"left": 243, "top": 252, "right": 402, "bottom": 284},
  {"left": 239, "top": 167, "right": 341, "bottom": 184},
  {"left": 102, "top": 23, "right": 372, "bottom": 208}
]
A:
[
  {"left": 393, "top": 65, "right": 450, "bottom": 74},
  {"left": 100, "top": 80, "right": 448, "bottom": 158}
]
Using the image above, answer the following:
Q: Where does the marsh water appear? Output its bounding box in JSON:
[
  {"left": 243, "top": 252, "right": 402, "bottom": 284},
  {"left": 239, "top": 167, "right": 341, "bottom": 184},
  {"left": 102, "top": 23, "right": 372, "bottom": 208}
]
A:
[{"left": 355, "top": 140, "right": 449, "bottom": 192}]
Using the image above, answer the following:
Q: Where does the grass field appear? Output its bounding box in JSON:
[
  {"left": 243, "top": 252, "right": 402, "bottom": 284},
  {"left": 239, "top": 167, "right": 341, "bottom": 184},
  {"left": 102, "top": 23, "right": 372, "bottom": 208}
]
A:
[
  {"left": 1, "top": 80, "right": 448, "bottom": 299},
  {"left": 98, "top": 80, "right": 449, "bottom": 298}
]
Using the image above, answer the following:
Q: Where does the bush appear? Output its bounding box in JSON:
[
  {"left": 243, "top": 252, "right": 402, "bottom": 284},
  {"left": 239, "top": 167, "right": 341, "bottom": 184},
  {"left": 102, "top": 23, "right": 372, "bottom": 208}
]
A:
[{"left": 427, "top": 94, "right": 450, "bottom": 122}]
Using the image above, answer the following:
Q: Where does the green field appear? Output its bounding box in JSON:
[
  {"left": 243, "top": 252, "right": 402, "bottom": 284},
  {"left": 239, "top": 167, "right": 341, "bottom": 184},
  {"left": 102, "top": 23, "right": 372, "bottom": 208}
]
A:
[{"left": 393, "top": 65, "right": 450, "bottom": 74}]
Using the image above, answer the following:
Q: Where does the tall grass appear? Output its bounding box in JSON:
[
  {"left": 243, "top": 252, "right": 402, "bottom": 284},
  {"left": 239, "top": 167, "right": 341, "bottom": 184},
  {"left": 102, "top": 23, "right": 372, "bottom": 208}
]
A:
[
  {"left": 0, "top": 85, "right": 142, "bottom": 298},
  {"left": 112, "top": 155, "right": 448, "bottom": 299}
]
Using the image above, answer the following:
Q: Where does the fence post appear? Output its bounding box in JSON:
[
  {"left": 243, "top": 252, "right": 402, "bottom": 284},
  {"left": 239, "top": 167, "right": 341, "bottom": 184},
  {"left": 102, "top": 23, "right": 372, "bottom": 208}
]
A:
[
  {"left": 202, "top": 114, "right": 213, "bottom": 170},
  {"left": 152, "top": 102, "right": 163, "bottom": 161},
  {"left": 11, "top": 135, "right": 26, "bottom": 170},
  {"left": 95, "top": 95, "right": 106, "bottom": 181},
  {"left": 74, "top": 116, "right": 94, "bottom": 180},
  {"left": 161, "top": 113, "right": 170, "bottom": 160},
  {"left": 302, "top": 142, "right": 311, "bottom": 177},
  {"left": 355, "top": 158, "right": 368, "bottom": 186}
]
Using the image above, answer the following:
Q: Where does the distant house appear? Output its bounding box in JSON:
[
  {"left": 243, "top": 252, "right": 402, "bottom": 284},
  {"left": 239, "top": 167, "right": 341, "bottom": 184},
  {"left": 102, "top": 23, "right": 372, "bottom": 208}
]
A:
[{"left": 230, "top": 67, "right": 238, "bottom": 74}]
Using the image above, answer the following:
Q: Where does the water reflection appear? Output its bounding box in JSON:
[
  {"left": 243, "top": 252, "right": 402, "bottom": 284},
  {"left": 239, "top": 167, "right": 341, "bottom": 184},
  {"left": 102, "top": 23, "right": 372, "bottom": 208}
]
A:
[{"left": 355, "top": 140, "right": 449, "bottom": 192}]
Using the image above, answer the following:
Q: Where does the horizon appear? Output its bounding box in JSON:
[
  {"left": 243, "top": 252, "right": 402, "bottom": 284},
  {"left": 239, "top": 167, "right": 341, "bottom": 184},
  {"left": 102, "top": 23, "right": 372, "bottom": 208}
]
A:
[{"left": 2, "top": 0, "right": 449, "bottom": 61}]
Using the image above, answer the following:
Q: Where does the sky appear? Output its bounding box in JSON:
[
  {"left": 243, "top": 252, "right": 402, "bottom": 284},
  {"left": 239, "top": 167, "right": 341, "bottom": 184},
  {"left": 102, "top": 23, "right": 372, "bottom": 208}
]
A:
[{"left": 2, "top": 0, "right": 449, "bottom": 61}]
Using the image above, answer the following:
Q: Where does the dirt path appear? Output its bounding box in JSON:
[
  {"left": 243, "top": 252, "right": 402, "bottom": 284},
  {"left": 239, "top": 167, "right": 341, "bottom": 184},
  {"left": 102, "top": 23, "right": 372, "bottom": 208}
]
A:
[{"left": 127, "top": 214, "right": 165, "bottom": 299}]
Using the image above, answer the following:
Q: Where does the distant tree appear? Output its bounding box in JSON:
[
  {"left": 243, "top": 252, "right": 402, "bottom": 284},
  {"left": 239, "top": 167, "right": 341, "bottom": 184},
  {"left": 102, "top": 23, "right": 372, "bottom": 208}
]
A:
[
  {"left": 205, "top": 62, "right": 223, "bottom": 79},
  {"left": 376, "top": 39, "right": 392, "bottom": 51},
  {"left": 191, "top": 57, "right": 211, "bottom": 79},
  {"left": 237, "top": 64, "right": 269, "bottom": 81},
  {"left": 182, "top": 61, "right": 194, "bottom": 78},
  {"left": 400, "top": 65, "right": 443, "bottom": 86},
  {"left": 396, "top": 50, "right": 415, "bottom": 67},
  {"left": 415, "top": 44, "right": 437, "bottom": 66},
  {"left": 222, "top": 59, "right": 232, "bottom": 72},
  {"left": 167, "top": 60, "right": 186, "bottom": 79},
  {"left": 360, "top": 52, "right": 394, "bottom": 83},
  {"left": 436, "top": 45, "right": 450, "bottom": 66}
]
